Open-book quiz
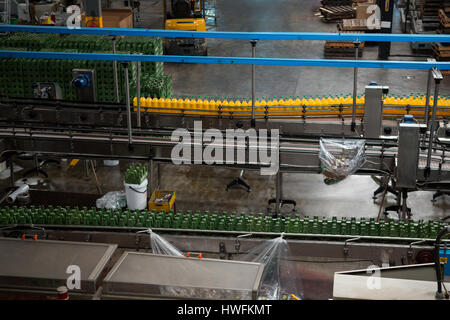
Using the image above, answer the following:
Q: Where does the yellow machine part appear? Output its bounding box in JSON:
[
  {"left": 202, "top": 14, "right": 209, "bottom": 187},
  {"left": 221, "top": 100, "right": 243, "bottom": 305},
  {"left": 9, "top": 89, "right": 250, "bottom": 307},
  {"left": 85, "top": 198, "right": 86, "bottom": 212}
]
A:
[
  {"left": 85, "top": 17, "right": 103, "bottom": 28},
  {"left": 165, "top": 18, "right": 206, "bottom": 31}
]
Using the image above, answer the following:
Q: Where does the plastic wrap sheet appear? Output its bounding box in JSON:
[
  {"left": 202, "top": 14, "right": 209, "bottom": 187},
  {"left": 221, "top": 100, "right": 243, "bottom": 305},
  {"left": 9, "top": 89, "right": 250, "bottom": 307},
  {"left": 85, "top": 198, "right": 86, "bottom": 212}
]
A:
[
  {"left": 148, "top": 230, "right": 252, "bottom": 299},
  {"left": 239, "top": 236, "right": 303, "bottom": 300},
  {"left": 96, "top": 191, "right": 127, "bottom": 210},
  {"left": 319, "top": 138, "right": 366, "bottom": 185}
]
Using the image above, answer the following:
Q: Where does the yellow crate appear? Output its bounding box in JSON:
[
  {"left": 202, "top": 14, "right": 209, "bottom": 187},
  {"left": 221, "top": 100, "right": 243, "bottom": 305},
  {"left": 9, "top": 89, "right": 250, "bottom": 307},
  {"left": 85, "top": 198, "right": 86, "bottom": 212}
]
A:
[{"left": 148, "top": 190, "right": 176, "bottom": 212}]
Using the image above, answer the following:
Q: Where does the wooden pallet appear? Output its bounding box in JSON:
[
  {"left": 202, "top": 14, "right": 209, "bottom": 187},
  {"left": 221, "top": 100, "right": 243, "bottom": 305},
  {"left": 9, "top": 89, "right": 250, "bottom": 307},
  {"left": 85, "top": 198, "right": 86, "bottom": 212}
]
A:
[
  {"left": 338, "top": 18, "right": 380, "bottom": 31},
  {"left": 319, "top": 5, "right": 355, "bottom": 22},
  {"left": 439, "top": 9, "right": 450, "bottom": 28},
  {"left": 325, "top": 41, "right": 365, "bottom": 49},
  {"left": 324, "top": 50, "right": 363, "bottom": 58},
  {"left": 431, "top": 42, "right": 450, "bottom": 58},
  {"left": 324, "top": 38, "right": 364, "bottom": 58},
  {"left": 320, "top": 0, "right": 353, "bottom": 6}
]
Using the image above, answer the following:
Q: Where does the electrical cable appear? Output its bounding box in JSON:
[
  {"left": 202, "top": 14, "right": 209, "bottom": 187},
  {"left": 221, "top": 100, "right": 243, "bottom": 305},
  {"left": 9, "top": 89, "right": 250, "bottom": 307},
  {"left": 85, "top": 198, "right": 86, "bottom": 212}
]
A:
[{"left": 435, "top": 229, "right": 450, "bottom": 298}]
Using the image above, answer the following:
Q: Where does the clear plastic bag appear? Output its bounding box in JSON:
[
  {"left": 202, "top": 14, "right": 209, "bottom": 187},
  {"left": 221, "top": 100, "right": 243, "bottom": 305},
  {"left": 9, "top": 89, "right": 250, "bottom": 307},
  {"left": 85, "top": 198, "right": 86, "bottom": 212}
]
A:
[
  {"left": 319, "top": 138, "right": 366, "bottom": 185},
  {"left": 238, "top": 236, "right": 303, "bottom": 300},
  {"left": 96, "top": 191, "right": 127, "bottom": 210}
]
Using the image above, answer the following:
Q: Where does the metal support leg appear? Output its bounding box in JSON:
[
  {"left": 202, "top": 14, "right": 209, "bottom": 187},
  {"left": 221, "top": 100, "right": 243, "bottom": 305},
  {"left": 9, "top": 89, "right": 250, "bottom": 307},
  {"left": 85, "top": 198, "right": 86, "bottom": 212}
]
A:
[
  {"left": 250, "top": 40, "right": 258, "bottom": 128},
  {"left": 226, "top": 170, "right": 251, "bottom": 192},
  {"left": 8, "top": 156, "right": 14, "bottom": 189},
  {"left": 425, "top": 70, "right": 442, "bottom": 178},
  {"left": 137, "top": 60, "right": 141, "bottom": 128},
  {"left": 123, "top": 62, "right": 133, "bottom": 147},
  {"left": 268, "top": 170, "right": 296, "bottom": 216},
  {"left": 112, "top": 37, "right": 120, "bottom": 104},
  {"left": 149, "top": 159, "right": 153, "bottom": 196},
  {"left": 276, "top": 171, "right": 282, "bottom": 215},
  {"left": 84, "top": 160, "right": 89, "bottom": 178},
  {"left": 401, "top": 189, "right": 411, "bottom": 220},
  {"left": 424, "top": 62, "right": 434, "bottom": 127},
  {"left": 157, "top": 162, "right": 161, "bottom": 189},
  {"left": 351, "top": 41, "right": 360, "bottom": 132}
]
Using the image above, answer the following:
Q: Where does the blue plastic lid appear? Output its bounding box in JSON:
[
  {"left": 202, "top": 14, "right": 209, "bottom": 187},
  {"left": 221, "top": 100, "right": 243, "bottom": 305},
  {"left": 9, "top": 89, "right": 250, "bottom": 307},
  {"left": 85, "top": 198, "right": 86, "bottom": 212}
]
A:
[{"left": 403, "top": 114, "right": 415, "bottom": 123}]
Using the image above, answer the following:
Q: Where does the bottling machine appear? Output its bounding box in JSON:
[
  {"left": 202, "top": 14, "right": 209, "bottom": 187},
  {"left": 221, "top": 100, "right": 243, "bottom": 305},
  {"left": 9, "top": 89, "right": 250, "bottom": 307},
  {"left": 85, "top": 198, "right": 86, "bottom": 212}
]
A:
[{"left": 0, "top": 25, "right": 449, "bottom": 300}]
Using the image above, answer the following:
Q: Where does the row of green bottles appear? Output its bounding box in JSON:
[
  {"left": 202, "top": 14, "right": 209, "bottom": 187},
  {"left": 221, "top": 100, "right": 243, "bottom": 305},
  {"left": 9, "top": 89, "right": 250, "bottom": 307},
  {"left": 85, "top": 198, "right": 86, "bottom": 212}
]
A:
[{"left": 0, "top": 206, "right": 446, "bottom": 239}]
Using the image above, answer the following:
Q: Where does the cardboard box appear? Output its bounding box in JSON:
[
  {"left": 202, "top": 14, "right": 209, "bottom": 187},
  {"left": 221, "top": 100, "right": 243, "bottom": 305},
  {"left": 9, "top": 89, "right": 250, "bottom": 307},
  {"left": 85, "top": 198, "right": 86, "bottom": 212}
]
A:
[
  {"left": 102, "top": 8, "right": 133, "bottom": 28},
  {"left": 356, "top": 4, "right": 378, "bottom": 19},
  {"left": 340, "top": 18, "right": 380, "bottom": 30}
]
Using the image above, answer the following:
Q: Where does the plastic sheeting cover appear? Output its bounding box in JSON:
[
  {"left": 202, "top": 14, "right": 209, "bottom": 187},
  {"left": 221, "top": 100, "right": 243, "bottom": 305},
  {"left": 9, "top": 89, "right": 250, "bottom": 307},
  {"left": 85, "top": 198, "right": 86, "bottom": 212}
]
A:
[
  {"left": 96, "top": 191, "right": 127, "bottom": 210},
  {"left": 319, "top": 138, "right": 366, "bottom": 185},
  {"left": 239, "top": 236, "right": 303, "bottom": 300},
  {"left": 147, "top": 230, "right": 253, "bottom": 299}
]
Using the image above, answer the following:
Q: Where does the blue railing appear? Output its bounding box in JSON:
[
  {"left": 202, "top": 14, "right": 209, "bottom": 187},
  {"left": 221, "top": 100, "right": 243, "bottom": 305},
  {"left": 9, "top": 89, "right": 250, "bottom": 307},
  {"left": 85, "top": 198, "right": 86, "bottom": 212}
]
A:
[
  {"left": 1, "top": 25, "right": 450, "bottom": 42},
  {"left": 0, "top": 50, "right": 449, "bottom": 70},
  {"left": 0, "top": 25, "right": 449, "bottom": 70}
]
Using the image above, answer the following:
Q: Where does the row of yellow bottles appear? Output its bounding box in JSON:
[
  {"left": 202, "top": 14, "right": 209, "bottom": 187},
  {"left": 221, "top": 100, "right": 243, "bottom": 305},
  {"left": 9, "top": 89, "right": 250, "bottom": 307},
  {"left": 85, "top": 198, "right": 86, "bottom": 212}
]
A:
[
  {"left": 383, "top": 94, "right": 450, "bottom": 107},
  {"left": 133, "top": 94, "right": 450, "bottom": 115}
]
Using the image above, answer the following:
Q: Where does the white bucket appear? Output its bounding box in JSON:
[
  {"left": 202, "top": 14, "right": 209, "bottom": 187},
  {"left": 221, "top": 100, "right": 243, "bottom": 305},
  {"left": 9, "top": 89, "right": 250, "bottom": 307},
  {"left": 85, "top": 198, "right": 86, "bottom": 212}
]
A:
[
  {"left": 124, "top": 178, "right": 148, "bottom": 210},
  {"left": 104, "top": 160, "right": 120, "bottom": 167}
]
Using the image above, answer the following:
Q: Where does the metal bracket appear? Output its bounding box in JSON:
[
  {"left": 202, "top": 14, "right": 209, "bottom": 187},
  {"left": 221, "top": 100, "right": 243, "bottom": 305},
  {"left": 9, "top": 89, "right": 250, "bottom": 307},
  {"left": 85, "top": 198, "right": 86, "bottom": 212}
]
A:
[
  {"left": 343, "top": 237, "right": 361, "bottom": 256},
  {"left": 407, "top": 239, "right": 429, "bottom": 259},
  {"left": 219, "top": 241, "right": 227, "bottom": 260},
  {"left": 431, "top": 66, "right": 443, "bottom": 81},
  {"left": 235, "top": 233, "right": 252, "bottom": 253}
]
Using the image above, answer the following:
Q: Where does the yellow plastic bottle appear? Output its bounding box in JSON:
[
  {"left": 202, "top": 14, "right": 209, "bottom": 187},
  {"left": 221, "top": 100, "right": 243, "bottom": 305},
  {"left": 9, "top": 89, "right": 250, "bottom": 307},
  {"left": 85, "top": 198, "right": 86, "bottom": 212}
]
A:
[
  {"left": 182, "top": 96, "right": 190, "bottom": 114},
  {"left": 212, "top": 98, "right": 220, "bottom": 115},
  {"left": 138, "top": 97, "right": 146, "bottom": 113},
  {"left": 277, "top": 96, "right": 285, "bottom": 114},
  {"left": 445, "top": 96, "right": 450, "bottom": 107},
  {"left": 144, "top": 97, "right": 151, "bottom": 112},
  {"left": 242, "top": 99, "right": 250, "bottom": 116},
  {"left": 220, "top": 98, "right": 228, "bottom": 113},
  {"left": 260, "top": 97, "right": 267, "bottom": 115},
  {"left": 226, "top": 98, "right": 234, "bottom": 114},
  {"left": 150, "top": 96, "right": 158, "bottom": 112},
  {"left": 193, "top": 96, "right": 201, "bottom": 114},
  {"left": 204, "top": 97, "right": 212, "bottom": 116},
  {"left": 301, "top": 95, "right": 308, "bottom": 107},
  {"left": 232, "top": 98, "right": 240, "bottom": 116},
  {"left": 293, "top": 96, "right": 301, "bottom": 115},
  {"left": 411, "top": 94, "right": 419, "bottom": 106},
  {"left": 286, "top": 96, "right": 294, "bottom": 115},
  {"left": 266, "top": 97, "right": 274, "bottom": 116},
  {"left": 307, "top": 96, "right": 315, "bottom": 108},
  {"left": 156, "top": 96, "right": 164, "bottom": 113},
  {"left": 437, "top": 95, "right": 444, "bottom": 107},
  {"left": 133, "top": 97, "right": 138, "bottom": 111}
]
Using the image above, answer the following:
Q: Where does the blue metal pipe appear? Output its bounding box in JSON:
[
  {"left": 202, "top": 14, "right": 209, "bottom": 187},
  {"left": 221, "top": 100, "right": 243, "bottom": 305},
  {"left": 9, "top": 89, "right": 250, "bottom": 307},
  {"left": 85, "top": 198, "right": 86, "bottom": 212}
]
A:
[
  {"left": 0, "top": 25, "right": 450, "bottom": 43},
  {"left": 0, "top": 50, "right": 449, "bottom": 70}
]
